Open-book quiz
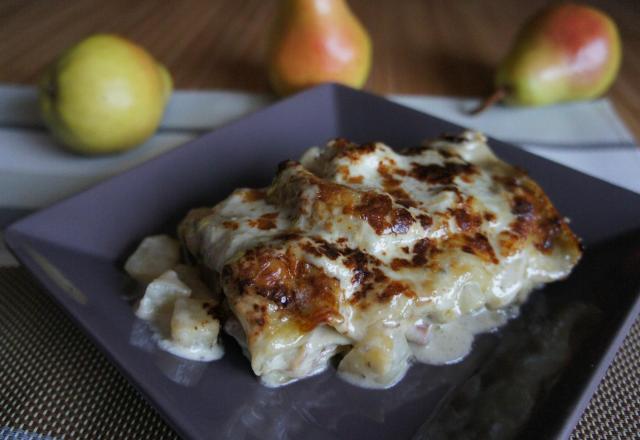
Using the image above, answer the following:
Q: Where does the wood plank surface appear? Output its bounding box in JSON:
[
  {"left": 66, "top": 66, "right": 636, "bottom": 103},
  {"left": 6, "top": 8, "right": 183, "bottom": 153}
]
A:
[{"left": 0, "top": 0, "right": 638, "bottom": 139}]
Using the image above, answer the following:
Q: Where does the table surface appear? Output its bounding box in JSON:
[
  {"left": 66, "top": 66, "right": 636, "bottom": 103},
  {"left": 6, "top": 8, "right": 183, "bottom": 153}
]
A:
[{"left": 0, "top": 0, "right": 638, "bottom": 140}]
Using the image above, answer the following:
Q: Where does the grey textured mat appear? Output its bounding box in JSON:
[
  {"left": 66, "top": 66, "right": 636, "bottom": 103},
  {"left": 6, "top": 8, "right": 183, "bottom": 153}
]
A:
[
  {"left": 0, "top": 267, "right": 637, "bottom": 439},
  {"left": 0, "top": 268, "right": 178, "bottom": 439}
]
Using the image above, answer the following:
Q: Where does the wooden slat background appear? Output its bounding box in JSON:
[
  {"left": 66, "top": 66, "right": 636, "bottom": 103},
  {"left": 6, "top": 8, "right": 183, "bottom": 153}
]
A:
[{"left": 0, "top": 0, "right": 638, "bottom": 139}]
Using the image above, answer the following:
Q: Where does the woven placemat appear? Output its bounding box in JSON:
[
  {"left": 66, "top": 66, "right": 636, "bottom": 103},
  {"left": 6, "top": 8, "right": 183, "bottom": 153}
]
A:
[
  {"left": 0, "top": 268, "right": 178, "bottom": 440},
  {"left": 0, "top": 267, "right": 638, "bottom": 439}
]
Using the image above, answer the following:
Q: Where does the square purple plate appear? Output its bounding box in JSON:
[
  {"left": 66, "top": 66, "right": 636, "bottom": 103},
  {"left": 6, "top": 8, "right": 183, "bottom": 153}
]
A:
[{"left": 5, "top": 84, "right": 640, "bottom": 440}]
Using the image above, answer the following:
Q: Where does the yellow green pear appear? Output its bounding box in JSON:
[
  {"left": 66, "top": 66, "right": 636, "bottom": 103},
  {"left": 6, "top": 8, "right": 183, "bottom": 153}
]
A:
[{"left": 39, "top": 34, "right": 172, "bottom": 155}]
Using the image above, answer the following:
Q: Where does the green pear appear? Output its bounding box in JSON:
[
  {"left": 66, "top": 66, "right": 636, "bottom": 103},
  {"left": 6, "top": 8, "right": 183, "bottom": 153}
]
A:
[
  {"left": 39, "top": 34, "right": 172, "bottom": 155},
  {"left": 473, "top": 4, "right": 621, "bottom": 113}
]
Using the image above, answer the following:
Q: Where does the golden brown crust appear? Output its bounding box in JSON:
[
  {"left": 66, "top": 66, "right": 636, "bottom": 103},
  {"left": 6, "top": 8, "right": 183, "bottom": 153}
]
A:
[
  {"left": 248, "top": 212, "right": 279, "bottom": 230},
  {"left": 222, "top": 243, "right": 341, "bottom": 333},
  {"left": 241, "top": 188, "right": 267, "bottom": 202},
  {"left": 410, "top": 161, "right": 478, "bottom": 185},
  {"left": 493, "top": 170, "right": 581, "bottom": 256}
]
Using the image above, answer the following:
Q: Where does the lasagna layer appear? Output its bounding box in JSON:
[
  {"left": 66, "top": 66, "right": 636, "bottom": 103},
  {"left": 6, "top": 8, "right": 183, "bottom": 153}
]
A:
[{"left": 178, "top": 131, "right": 581, "bottom": 388}]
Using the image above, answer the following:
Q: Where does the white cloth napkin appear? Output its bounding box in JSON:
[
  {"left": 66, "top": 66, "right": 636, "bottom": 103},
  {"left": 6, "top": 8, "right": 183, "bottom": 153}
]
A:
[{"left": 1, "top": 84, "right": 638, "bottom": 209}]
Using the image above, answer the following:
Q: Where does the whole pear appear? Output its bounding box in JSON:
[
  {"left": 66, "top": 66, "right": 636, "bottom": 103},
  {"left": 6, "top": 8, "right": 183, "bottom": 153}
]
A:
[
  {"left": 39, "top": 34, "right": 172, "bottom": 155},
  {"left": 267, "top": 0, "right": 372, "bottom": 96},
  {"left": 473, "top": 3, "right": 621, "bottom": 113}
]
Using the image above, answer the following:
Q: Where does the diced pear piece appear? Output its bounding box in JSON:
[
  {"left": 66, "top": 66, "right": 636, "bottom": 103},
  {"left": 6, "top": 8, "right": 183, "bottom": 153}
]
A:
[
  {"left": 125, "top": 235, "right": 180, "bottom": 284},
  {"left": 171, "top": 297, "right": 220, "bottom": 351},
  {"left": 136, "top": 270, "right": 190, "bottom": 321}
]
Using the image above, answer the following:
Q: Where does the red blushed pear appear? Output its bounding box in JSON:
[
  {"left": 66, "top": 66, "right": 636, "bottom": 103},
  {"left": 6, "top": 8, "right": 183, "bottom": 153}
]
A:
[
  {"left": 472, "top": 3, "right": 621, "bottom": 114},
  {"left": 267, "top": 0, "right": 372, "bottom": 96}
]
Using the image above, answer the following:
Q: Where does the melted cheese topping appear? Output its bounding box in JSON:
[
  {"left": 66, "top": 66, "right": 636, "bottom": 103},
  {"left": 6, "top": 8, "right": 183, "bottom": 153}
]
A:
[{"left": 178, "top": 130, "right": 581, "bottom": 388}]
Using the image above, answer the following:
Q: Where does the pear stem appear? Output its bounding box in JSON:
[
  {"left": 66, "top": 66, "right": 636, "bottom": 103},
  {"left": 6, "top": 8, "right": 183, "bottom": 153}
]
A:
[{"left": 469, "top": 88, "right": 507, "bottom": 116}]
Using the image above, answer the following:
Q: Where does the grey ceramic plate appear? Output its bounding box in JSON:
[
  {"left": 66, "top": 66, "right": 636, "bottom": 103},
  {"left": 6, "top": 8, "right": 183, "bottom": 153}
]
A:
[{"left": 5, "top": 84, "right": 640, "bottom": 440}]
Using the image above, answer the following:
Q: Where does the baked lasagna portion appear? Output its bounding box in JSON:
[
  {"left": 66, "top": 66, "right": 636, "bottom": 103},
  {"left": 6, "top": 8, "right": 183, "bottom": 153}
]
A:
[{"left": 177, "top": 130, "right": 581, "bottom": 388}]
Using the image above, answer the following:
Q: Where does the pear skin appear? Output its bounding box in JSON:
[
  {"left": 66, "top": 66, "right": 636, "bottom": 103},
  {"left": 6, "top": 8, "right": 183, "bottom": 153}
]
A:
[
  {"left": 39, "top": 34, "right": 172, "bottom": 155},
  {"left": 473, "top": 4, "right": 621, "bottom": 113},
  {"left": 157, "top": 63, "right": 174, "bottom": 104},
  {"left": 268, "top": 0, "right": 372, "bottom": 96}
]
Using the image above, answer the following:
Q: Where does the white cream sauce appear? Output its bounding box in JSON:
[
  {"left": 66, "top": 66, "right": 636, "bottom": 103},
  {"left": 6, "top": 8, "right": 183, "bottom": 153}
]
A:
[
  {"left": 337, "top": 307, "right": 518, "bottom": 389},
  {"left": 158, "top": 338, "right": 224, "bottom": 362},
  {"left": 410, "top": 307, "right": 516, "bottom": 366}
]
